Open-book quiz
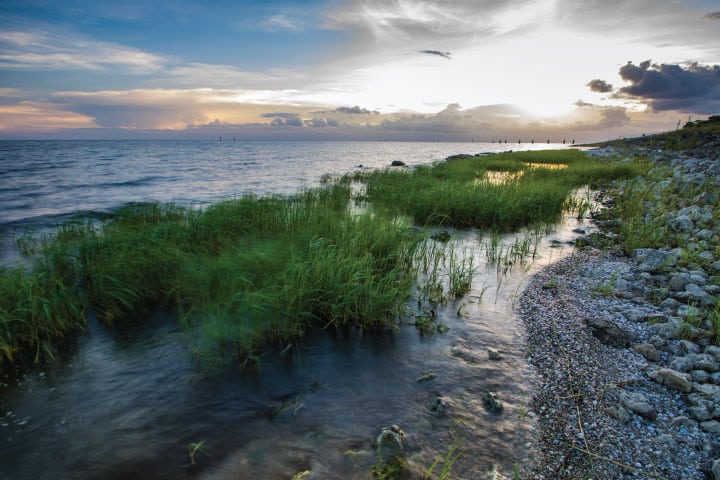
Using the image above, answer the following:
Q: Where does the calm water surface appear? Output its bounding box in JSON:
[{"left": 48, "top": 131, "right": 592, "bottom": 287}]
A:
[{"left": 0, "top": 140, "right": 581, "bottom": 479}]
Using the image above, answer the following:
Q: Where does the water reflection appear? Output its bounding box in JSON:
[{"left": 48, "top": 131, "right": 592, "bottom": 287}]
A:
[{"left": 0, "top": 213, "right": 586, "bottom": 479}]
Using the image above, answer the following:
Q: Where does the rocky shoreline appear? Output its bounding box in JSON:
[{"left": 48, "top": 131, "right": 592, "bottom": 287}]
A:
[{"left": 519, "top": 144, "right": 720, "bottom": 479}]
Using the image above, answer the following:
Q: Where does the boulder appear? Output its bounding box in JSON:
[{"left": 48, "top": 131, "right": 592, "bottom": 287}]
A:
[
  {"left": 584, "top": 317, "right": 631, "bottom": 347},
  {"left": 656, "top": 368, "right": 692, "bottom": 392},
  {"left": 376, "top": 425, "right": 405, "bottom": 464},
  {"left": 632, "top": 248, "right": 680, "bottom": 273},
  {"left": 390, "top": 160, "right": 406, "bottom": 167},
  {"left": 649, "top": 319, "right": 681, "bottom": 339},
  {"left": 618, "top": 390, "right": 657, "bottom": 420},
  {"left": 634, "top": 343, "right": 662, "bottom": 362}
]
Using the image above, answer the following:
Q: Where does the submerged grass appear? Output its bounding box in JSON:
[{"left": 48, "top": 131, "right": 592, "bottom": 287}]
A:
[{"left": 0, "top": 149, "right": 643, "bottom": 368}]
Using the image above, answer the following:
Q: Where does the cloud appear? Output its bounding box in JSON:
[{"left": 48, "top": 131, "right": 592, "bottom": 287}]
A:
[
  {"left": 419, "top": 50, "right": 451, "bottom": 60},
  {"left": 262, "top": 112, "right": 303, "bottom": 127},
  {"left": 334, "top": 105, "right": 377, "bottom": 114},
  {"left": 0, "top": 101, "right": 97, "bottom": 131},
  {"left": 617, "top": 60, "right": 720, "bottom": 113},
  {"left": 704, "top": 12, "right": 720, "bottom": 20},
  {"left": 586, "top": 79, "right": 613, "bottom": 93},
  {"left": 0, "top": 29, "right": 165, "bottom": 73}
]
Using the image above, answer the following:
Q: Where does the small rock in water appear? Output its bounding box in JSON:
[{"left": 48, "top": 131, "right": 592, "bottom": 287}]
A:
[
  {"left": 482, "top": 392, "right": 504, "bottom": 413},
  {"left": 487, "top": 348, "right": 503, "bottom": 361},
  {"left": 416, "top": 373, "right": 437, "bottom": 383},
  {"left": 390, "top": 160, "right": 406, "bottom": 167},
  {"left": 429, "top": 395, "right": 447, "bottom": 414}
]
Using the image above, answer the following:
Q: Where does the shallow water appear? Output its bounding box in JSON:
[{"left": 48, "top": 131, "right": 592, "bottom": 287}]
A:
[
  {"left": 0, "top": 140, "right": 583, "bottom": 478},
  {"left": 0, "top": 216, "right": 589, "bottom": 480}
]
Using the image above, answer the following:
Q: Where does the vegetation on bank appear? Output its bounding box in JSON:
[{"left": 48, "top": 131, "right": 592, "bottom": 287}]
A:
[
  {"left": 0, "top": 149, "right": 646, "bottom": 369},
  {"left": 584, "top": 122, "right": 720, "bottom": 345}
]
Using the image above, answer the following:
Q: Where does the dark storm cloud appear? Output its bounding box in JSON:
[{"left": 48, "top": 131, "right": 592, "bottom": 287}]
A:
[
  {"left": 586, "top": 79, "right": 613, "bottom": 93},
  {"left": 617, "top": 60, "right": 720, "bottom": 113},
  {"left": 334, "top": 105, "right": 377, "bottom": 114}
]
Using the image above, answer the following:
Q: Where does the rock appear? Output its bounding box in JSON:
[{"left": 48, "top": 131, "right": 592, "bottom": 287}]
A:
[
  {"left": 669, "top": 273, "right": 692, "bottom": 291},
  {"left": 679, "top": 340, "right": 701, "bottom": 355},
  {"left": 648, "top": 335, "right": 666, "bottom": 349},
  {"left": 431, "top": 230, "right": 451, "bottom": 242},
  {"left": 669, "top": 356, "right": 695, "bottom": 373},
  {"left": 712, "top": 459, "right": 720, "bottom": 480},
  {"left": 482, "top": 392, "right": 504, "bottom": 413},
  {"left": 416, "top": 373, "right": 437, "bottom": 383},
  {"left": 603, "top": 406, "right": 630, "bottom": 423},
  {"left": 705, "top": 346, "right": 720, "bottom": 362},
  {"left": 584, "top": 317, "right": 631, "bottom": 347},
  {"left": 390, "top": 160, "right": 406, "bottom": 167},
  {"left": 430, "top": 395, "right": 447, "bottom": 414},
  {"left": 618, "top": 390, "right": 657, "bottom": 420},
  {"left": 711, "top": 372, "right": 720, "bottom": 386},
  {"left": 700, "top": 420, "right": 720, "bottom": 434},
  {"left": 634, "top": 343, "right": 662, "bottom": 362},
  {"left": 670, "top": 415, "right": 695, "bottom": 428},
  {"left": 376, "top": 425, "right": 405, "bottom": 464},
  {"left": 649, "top": 319, "right": 681, "bottom": 339},
  {"left": 487, "top": 348, "right": 503, "bottom": 361},
  {"left": 632, "top": 248, "right": 680, "bottom": 273},
  {"left": 688, "top": 405, "right": 713, "bottom": 421},
  {"left": 693, "top": 383, "right": 720, "bottom": 397},
  {"left": 668, "top": 214, "right": 694, "bottom": 233},
  {"left": 641, "top": 313, "right": 668, "bottom": 323},
  {"left": 656, "top": 368, "right": 692, "bottom": 392},
  {"left": 693, "top": 354, "right": 720, "bottom": 372},
  {"left": 691, "top": 370, "right": 710, "bottom": 383}
]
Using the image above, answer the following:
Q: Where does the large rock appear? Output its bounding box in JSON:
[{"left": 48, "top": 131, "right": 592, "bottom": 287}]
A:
[
  {"left": 376, "top": 425, "right": 405, "bottom": 464},
  {"left": 584, "top": 317, "right": 631, "bottom": 347},
  {"left": 656, "top": 368, "right": 692, "bottom": 392},
  {"left": 634, "top": 343, "right": 662, "bottom": 362},
  {"left": 712, "top": 459, "right": 720, "bottom": 480},
  {"left": 618, "top": 390, "right": 657, "bottom": 420},
  {"left": 632, "top": 248, "right": 680, "bottom": 273},
  {"left": 649, "top": 319, "right": 681, "bottom": 339}
]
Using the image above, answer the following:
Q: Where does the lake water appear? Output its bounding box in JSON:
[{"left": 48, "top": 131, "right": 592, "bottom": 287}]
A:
[{"left": 0, "top": 140, "right": 582, "bottom": 479}]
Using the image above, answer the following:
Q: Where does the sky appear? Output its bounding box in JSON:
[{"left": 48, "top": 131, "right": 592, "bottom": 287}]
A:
[{"left": 1, "top": 0, "right": 719, "bottom": 141}]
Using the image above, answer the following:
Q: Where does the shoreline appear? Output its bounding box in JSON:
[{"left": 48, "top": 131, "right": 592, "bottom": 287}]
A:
[{"left": 518, "top": 143, "right": 720, "bottom": 479}]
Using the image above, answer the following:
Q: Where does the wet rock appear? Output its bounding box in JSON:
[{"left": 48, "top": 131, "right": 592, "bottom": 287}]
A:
[
  {"left": 713, "top": 459, "right": 720, "bottom": 480},
  {"left": 482, "top": 392, "right": 504, "bottom": 413},
  {"left": 376, "top": 425, "right": 405, "bottom": 464},
  {"left": 390, "top": 160, "right": 406, "bottom": 167},
  {"left": 584, "top": 317, "right": 631, "bottom": 347},
  {"left": 641, "top": 313, "right": 668, "bottom": 323},
  {"left": 429, "top": 395, "right": 447, "bottom": 414},
  {"left": 656, "top": 368, "right": 692, "bottom": 392},
  {"left": 487, "top": 348, "right": 503, "bottom": 361},
  {"left": 416, "top": 373, "right": 437, "bottom": 383},
  {"left": 431, "top": 230, "right": 451, "bottom": 242},
  {"left": 634, "top": 343, "right": 662, "bottom": 362}
]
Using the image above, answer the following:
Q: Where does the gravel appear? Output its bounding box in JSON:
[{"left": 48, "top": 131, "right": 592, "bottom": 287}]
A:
[{"left": 518, "top": 250, "right": 719, "bottom": 479}]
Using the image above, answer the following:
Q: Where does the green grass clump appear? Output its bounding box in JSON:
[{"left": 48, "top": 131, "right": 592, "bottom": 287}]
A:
[
  {"left": 355, "top": 150, "right": 644, "bottom": 231},
  {"left": 0, "top": 183, "right": 419, "bottom": 369}
]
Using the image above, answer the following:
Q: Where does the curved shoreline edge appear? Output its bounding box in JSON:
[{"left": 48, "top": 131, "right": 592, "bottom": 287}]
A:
[{"left": 518, "top": 142, "right": 720, "bottom": 480}]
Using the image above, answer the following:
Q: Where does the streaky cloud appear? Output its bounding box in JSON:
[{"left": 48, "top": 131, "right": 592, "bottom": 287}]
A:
[{"left": 419, "top": 50, "right": 451, "bottom": 60}]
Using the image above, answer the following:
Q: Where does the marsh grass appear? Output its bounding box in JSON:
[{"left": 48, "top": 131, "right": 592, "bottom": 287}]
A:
[
  {"left": 355, "top": 150, "right": 644, "bottom": 231},
  {"left": 1, "top": 149, "right": 645, "bottom": 368}
]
